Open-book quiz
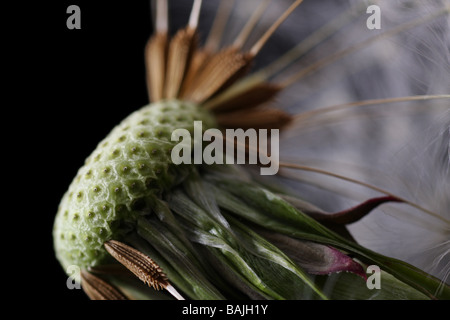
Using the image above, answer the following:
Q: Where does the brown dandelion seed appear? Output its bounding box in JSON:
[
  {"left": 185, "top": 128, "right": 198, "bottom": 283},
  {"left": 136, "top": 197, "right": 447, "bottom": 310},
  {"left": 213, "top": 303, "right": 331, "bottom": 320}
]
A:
[
  {"left": 104, "top": 240, "right": 185, "bottom": 300},
  {"left": 80, "top": 269, "right": 128, "bottom": 300}
]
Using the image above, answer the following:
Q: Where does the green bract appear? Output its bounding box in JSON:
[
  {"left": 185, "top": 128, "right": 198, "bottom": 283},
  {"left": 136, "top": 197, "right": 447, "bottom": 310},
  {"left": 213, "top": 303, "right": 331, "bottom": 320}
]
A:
[{"left": 53, "top": 100, "right": 215, "bottom": 271}]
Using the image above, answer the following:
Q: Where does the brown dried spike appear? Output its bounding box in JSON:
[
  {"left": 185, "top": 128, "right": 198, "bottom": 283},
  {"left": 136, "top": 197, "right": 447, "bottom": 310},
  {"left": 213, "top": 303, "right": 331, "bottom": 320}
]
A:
[
  {"left": 104, "top": 240, "right": 169, "bottom": 291},
  {"left": 209, "top": 83, "right": 282, "bottom": 113},
  {"left": 80, "top": 270, "right": 128, "bottom": 300},
  {"left": 145, "top": 32, "right": 168, "bottom": 102},
  {"left": 179, "top": 49, "right": 212, "bottom": 98},
  {"left": 184, "top": 48, "right": 253, "bottom": 103},
  {"left": 216, "top": 107, "right": 292, "bottom": 130},
  {"left": 164, "top": 27, "right": 198, "bottom": 99}
]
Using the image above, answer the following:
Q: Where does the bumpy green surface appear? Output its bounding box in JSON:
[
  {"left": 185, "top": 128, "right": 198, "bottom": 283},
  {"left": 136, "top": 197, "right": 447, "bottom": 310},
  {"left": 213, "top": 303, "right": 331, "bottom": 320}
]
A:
[{"left": 53, "top": 100, "right": 215, "bottom": 271}]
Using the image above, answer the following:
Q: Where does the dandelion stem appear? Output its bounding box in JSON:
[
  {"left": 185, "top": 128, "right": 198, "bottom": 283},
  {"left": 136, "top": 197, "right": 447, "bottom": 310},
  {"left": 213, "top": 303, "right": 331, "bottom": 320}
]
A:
[
  {"left": 166, "top": 284, "right": 186, "bottom": 300},
  {"left": 154, "top": 0, "right": 168, "bottom": 33},
  {"left": 189, "top": 0, "right": 203, "bottom": 30}
]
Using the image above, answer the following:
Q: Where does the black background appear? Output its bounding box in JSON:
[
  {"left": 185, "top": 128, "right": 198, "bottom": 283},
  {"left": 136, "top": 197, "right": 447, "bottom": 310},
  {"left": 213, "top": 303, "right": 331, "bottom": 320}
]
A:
[{"left": 16, "top": 1, "right": 153, "bottom": 303}]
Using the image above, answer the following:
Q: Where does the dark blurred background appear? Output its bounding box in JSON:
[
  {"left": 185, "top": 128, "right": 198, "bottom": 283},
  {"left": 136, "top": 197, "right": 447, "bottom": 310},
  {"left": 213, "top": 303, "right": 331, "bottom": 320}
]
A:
[{"left": 29, "top": 1, "right": 152, "bottom": 302}]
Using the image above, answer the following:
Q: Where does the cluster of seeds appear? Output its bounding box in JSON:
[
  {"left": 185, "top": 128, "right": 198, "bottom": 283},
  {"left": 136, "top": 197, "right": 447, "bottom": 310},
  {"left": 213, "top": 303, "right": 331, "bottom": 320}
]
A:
[{"left": 53, "top": 100, "right": 215, "bottom": 270}]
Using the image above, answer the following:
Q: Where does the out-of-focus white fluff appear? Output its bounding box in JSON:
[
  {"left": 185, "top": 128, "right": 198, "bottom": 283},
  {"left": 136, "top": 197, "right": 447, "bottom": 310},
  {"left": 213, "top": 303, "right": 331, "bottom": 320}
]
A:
[
  {"left": 175, "top": 0, "right": 450, "bottom": 283},
  {"left": 276, "top": 0, "right": 450, "bottom": 283}
]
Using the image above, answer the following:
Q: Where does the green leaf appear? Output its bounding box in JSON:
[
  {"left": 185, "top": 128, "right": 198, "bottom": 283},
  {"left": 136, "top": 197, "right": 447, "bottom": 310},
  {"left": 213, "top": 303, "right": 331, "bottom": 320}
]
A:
[{"left": 136, "top": 217, "right": 225, "bottom": 299}]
